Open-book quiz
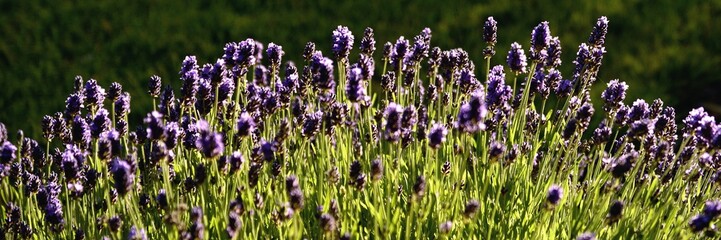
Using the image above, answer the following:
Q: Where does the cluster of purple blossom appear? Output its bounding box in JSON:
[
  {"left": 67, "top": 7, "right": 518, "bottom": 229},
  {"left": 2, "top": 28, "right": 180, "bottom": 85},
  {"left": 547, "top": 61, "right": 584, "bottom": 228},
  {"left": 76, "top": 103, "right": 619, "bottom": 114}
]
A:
[{"left": 0, "top": 15, "right": 719, "bottom": 238}]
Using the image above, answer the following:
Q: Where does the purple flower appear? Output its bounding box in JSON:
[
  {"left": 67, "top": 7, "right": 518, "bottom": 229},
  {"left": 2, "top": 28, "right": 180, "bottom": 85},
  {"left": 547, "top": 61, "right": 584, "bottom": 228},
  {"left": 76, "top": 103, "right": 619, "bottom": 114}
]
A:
[
  {"left": 428, "top": 123, "right": 448, "bottom": 149},
  {"left": 195, "top": 120, "right": 224, "bottom": 158},
  {"left": 485, "top": 65, "right": 512, "bottom": 107},
  {"left": 530, "top": 21, "right": 551, "bottom": 61},
  {"left": 627, "top": 99, "right": 649, "bottom": 122},
  {"left": 226, "top": 39, "right": 257, "bottom": 68},
  {"left": 108, "top": 82, "right": 123, "bottom": 101},
  {"left": 71, "top": 115, "right": 90, "bottom": 146},
  {"left": 572, "top": 43, "right": 591, "bottom": 82},
  {"left": 148, "top": 75, "right": 162, "bottom": 97},
  {"left": 592, "top": 121, "right": 612, "bottom": 144},
  {"left": 114, "top": 92, "right": 131, "bottom": 119},
  {"left": 483, "top": 17, "right": 498, "bottom": 45},
  {"left": 289, "top": 188, "right": 304, "bottom": 210},
  {"left": 610, "top": 151, "right": 637, "bottom": 178},
  {"left": 555, "top": 79, "right": 573, "bottom": 97},
  {"left": 111, "top": 158, "right": 134, "bottom": 196},
  {"left": 703, "top": 200, "right": 721, "bottom": 218},
  {"left": 180, "top": 55, "right": 199, "bottom": 80},
  {"left": 695, "top": 115, "right": 717, "bottom": 144},
  {"left": 283, "top": 63, "right": 299, "bottom": 91},
  {"left": 259, "top": 139, "right": 276, "bottom": 162},
  {"left": 601, "top": 79, "right": 628, "bottom": 111},
  {"left": 531, "top": 21, "right": 551, "bottom": 49},
  {"left": 332, "top": 26, "right": 354, "bottom": 62},
  {"left": 227, "top": 212, "right": 242, "bottom": 238},
  {"left": 489, "top": 141, "right": 505, "bottom": 161},
  {"left": 530, "top": 67, "right": 549, "bottom": 98},
  {"left": 689, "top": 214, "right": 711, "bottom": 232},
  {"left": 464, "top": 199, "right": 480, "bottom": 218},
  {"left": 236, "top": 112, "right": 256, "bottom": 138},
  {"left": 195, "top": 79, "right": 214, "bottom": 115},
  {"left": 266, "top": 42, "right": 284, "bottom": 68},
  {"left": 156, "top": 189, "right": 168, "bottom": 209},
  {"left": 439, "top": 221, "right": 453, "bottom": 234},
  {"left": 99, "top": 130, "right": 121, "bottom": 159},
  {"left": 546, "top": 184, "right": 563, "bottom": 205},
  {"left": 302, "top": 111, "right": 323, "bottom": 140},
  {"left": 319, "top": 213, "right": 337, "bottom": 233},
  {"left": 506, "top": 42, "right": 528, "bottom": 74},
  {"left": 65, "top": 93, "right": 84, "bottom": 117},
  {"left": 391, "top": 36, "right": 409, "bottom": 71},
  {"left": 144, "top": 111, "right": 165, "bottom": 140},
  {"left": 90, "top": 108, "right": 110, "bottom": 139},
  {"left": 546, "top": 37, "right": 562, "bottom": 68},
  {"left": 401, "top": 105, "right": 417, "bottom": 130},
  {"left": 457, "top": 68, "right": 481, "bottom": 94},
  {"left": 216, "top": 77, "right": 235, "bottom": 103},
  {"left": 61, "top": 144, "right": 86, "bottom": 181},
  {"left": 359, "top": 54, "right": 375, "bottom": 80},
  {"left": 684, "top": 108, "right": 709, "bottom": 134},
  {"left": 606, "top": 200, "right": 624, "bottom": 223},
  {"left": 456, "top": 90, "right": 487, "bottom": 133},
  {"left": 180, "top": 71, "right": 198, "bottom": 106},
  {"left": 0, "top": 141, "right": 17, "bottom": 164},
  {"left": 303, "top": 42, "right": 315, "bottom": 62},
  {"left": 42, "top": 115, "right": 55, "bottom": 140},
  {"left": 360, "top": 27, "right": 376, "bottom": 56},
  {"left": 483, "top": 17, "right": 498, "bottom": 57},
  {"left": 127, "top": 225, "right": 148, "bottom": 240},
  {"left": 228, "top": 151, "right": 244, "bottom": 173},
  {"left": 384, "top": 103, "right": 404, "bottom": 142},
  {"left": 345, "top": 65, "right": 369, "bottom": 103},
  {"left": 43, "top": 197, "right": 64, "bottom": 227},
  {"left": 408, "top": 30, "right": 430, "bottom": 64},
  {"left": 712, "top": 129, "right": 721, "bottom": 149},
  {"left": 310, "top": 52, "right": 336, "bottom": 90},
  {"left": 84, "top": 79, "right": 106, "bottom": 108},
  {"left": 588, "top": 16, "right": 609, "bottom": 47},
  {"left": 164, "top": 122, "right": 181, "bottom": 150},
  {"left": 254, "top": 41, "right": 265, "bottom": 63}
]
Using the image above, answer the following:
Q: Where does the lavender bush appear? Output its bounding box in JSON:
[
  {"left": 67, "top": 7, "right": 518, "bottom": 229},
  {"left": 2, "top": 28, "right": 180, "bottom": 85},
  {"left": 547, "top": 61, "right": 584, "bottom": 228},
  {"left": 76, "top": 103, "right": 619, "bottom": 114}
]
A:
[{"left": 0, "top": 16, "right": 719, "bottom": 239}]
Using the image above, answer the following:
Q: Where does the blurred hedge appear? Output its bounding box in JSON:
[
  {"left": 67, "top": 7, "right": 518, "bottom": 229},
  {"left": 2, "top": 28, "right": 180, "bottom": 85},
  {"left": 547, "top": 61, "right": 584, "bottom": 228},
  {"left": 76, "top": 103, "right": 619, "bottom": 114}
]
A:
[{"left": 1, "top": 0, "right": 719, "bottom": 139}]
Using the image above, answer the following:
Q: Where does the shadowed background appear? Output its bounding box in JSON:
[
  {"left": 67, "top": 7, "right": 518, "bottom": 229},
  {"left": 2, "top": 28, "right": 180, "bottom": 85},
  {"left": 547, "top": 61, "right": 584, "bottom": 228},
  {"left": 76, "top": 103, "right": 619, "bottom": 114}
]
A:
[{"left": 1, "top": 0, "right": 720, "bottom": 140}]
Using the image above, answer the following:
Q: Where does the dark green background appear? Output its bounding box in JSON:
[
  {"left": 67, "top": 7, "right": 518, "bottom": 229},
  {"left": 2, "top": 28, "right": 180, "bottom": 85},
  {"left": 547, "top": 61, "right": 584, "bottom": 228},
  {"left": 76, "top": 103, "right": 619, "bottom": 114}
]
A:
[{"left": 1, "top": 0, "right": 720, "bottom": 140}]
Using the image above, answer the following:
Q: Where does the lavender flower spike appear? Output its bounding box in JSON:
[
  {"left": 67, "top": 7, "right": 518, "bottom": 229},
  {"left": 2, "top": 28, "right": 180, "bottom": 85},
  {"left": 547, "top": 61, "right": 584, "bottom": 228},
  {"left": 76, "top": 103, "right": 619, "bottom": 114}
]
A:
[
  {"left": 111, "top": 158, "right": 135, "bottom": 196},
  {"left": 266, "top": 43, "right": 284, "bottom": 68},
  {"left": 345, "top": 64, "right": 369, "bottom": 104},
  {"left": 332, "top": 25, "right": 354, "bottom": 62},
  {"left": 236, "top": 112, "right": 256, "bottom": 138},
  {"left": 456, "top": 90, "right": 487, "bottom": 133},
  {"left": 0, "top": 141, "right": 17, "bottom": 164},
  {"left": 384, "top": 103, "right": 404, "bottom": 143},
  {"left": 483, "top": 16, "right": 498, "bottom": 57},
  {"left": 546, "top": 184, "right": 563, "bottom": 206},
  {"left": 507, "top": 42, "right": 528, "bottom": 74},
  {"left": 588, "top": 16, "right": 609, "bottom": 47},
  {"left": 601, "top": 79, "right": 628, "bottom": 112},
  {"left": 483, "top": 17, "right": 498, "bottom": 45},
  {"left": 195, "top": 120, "right": 224, "bottom": 158},
  {"left": 84, "top": 79, "right": 106, "bottom": 108},
  {"left": 148, "top": 75, "right": 162, "bottom": 97},
  {"left": 428, "top": 123, "right": 448, "bottom": 149}
]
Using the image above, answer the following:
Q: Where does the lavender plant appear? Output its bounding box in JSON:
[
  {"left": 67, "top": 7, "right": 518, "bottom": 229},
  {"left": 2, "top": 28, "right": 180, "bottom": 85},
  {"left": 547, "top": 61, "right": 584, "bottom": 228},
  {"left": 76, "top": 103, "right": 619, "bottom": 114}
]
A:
[{"left": 0, "top": 16, "right": 719, "bottom": 239}]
